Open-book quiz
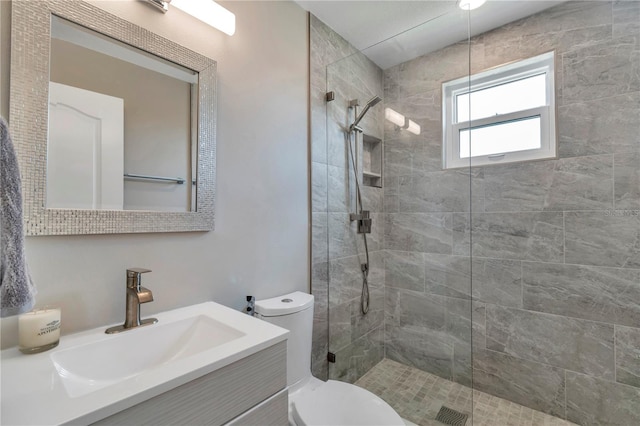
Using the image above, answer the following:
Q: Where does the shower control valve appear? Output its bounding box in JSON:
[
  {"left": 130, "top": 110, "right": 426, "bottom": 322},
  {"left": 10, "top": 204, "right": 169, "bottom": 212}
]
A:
[{"left": 350, "top": 210, "right": 372, "bottom": 234}]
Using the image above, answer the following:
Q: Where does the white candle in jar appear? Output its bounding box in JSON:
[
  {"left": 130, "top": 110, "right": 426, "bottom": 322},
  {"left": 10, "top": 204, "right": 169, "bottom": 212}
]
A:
[{"left": 18, "top": 308, "right": 61, "bottom": 352}]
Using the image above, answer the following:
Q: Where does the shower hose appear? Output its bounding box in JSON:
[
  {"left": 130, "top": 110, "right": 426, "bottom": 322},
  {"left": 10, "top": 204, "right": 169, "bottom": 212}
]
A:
[{"left": 347, "top": 128, "right": 370, "bottom": 315}]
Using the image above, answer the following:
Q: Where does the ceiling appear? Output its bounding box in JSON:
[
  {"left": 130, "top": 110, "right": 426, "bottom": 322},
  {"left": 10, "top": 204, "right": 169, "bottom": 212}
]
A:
[{"left": 295, "top": 1, "right": 567, "bottom": 69}]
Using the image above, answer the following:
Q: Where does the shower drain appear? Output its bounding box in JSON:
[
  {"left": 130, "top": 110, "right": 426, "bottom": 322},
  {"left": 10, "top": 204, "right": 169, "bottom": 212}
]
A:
[{"left": 435, "top": 406, "right": 469, "bottom": 426}]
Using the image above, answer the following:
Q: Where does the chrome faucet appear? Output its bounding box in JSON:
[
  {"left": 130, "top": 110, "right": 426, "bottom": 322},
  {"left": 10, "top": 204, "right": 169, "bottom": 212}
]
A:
[{"left": 106, "top": 268, "right": 158, "bottom": 334}]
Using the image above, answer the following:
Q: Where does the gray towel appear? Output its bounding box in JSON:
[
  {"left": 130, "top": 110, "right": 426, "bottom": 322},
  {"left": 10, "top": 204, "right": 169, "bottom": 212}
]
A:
[{"left": 1, "top": 116, "right": 36, "bottom": 317}]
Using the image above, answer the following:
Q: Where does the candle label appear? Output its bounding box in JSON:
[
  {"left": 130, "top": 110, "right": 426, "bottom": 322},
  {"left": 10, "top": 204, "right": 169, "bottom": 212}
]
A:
[{"left": 38, "top": 320, "right": 61, "bottom": 336}]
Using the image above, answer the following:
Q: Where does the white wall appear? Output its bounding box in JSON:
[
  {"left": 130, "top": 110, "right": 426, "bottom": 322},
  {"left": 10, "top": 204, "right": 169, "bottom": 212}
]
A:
[{"left": 0, "top": 0, "right": 309, "bottom": 348}]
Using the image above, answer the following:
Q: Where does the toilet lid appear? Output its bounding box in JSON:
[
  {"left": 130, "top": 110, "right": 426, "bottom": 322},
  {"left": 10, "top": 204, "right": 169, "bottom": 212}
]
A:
[{"left": 291, "top": 379, "right": 404, "bottom": 426}]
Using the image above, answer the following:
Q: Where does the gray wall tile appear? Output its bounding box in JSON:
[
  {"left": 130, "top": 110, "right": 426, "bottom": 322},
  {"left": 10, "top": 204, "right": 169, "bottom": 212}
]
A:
[
  {"left": 523, "top": 262, "right": 640, "bottom": 327},
  {"left": 558, "top": 92, "right": 640, "bottom": 158},
  {"left": 362, "top": 212, "right": 383, "bottom": 253},
  {"left": 327, "top": 213, "right": 358, "bottom": 259},
  {"left": 384, "top": 213, "right": 453, "bottom": 254},
  {"left": 385, "top": 287, "right": 447, "bottom": 333},
  {"left": 446, "top": 297, "right": 473, "bottom": 346},
  {"left": 473, "top": 349, "right": 566, "bottom": 418},
  {"left": 616, "top": 325, "right": 640, "bottom": 388},
  {"left": 331, "top": 327, "right": 384, "bottom": 384},
  {"left": 327, "top": 165, "right": 351, "bottom": 213},
  {"left": 484, "top": 25, "right": 612, "bottom": 67},
  {"left": 384, "top": 250, "right": 425, "bottom": 292},
  {"left": 361, "top": 185, "right": 384, "bottom": 214},
  {"left": 484, "top": 156, "right": 613, "bottom": 212},
  {"left": 566, "top": 371, "right": 640, "bottom": 426},
  {"left": 384, "top": 66, "right": 399, "bottom": 102},
  {"left": 614, "top": 151, "right": 640, "bottom": 210},
  {"left": 395, "top": 42, "right": 469, "bottom": 99},
  {"left": 452, "top": 213, "right": 470, "bottom": 256},
  {"left": 383, "top": 176, "right": 399, "bottom": 213},
  {"left": 472, "top": 302, "right": 487, "bottom": 351},
  {"left": 385, "top": 288, "right": 474, "bottom": 386},
  {"left": 386, "top": 90, "right": 439, "bottom": 126},
  {"left": 325, "top": 90, "right": 351, "bottom": 169},
  {"left": 399, "top": 170, "right": 471, "bottom": 213},
  {"left": 311, "top": 262, "right": 329, "bottom": 380},
  {"left": 412, "top": 136, "right": 445, "bottom": 175},
  {"left": 312, "top": 212, "right": 328, "bottom": 264},
  {"left": 565, "top": 211, "right": 640, "bottom": 268},
  {"left": 329, "top": 256, "right": 364, "bottom": 307},
  {"left": 311, "top": 105, "right": 327, "bottom": 164},
  {"left": 351, "top": 288, "right": 385, "bottom": 342},
  {"left": 461, "top": 212, "right": 564, "bottom": 262},
  {"left": 613, "top": 0, "right": 640, "bottom": 38},
  {"left": 383, "top": 137, "right": 414, "bottom": 178},
  {"left": 486, "top": 305, "right": 615, "bottom": 380},
  {"left": 544, "top": 155, "right": 614, "bottom": 211},
  {"left": 424, "top": 254, "right": 471, "bottom": 299},
  {"left": 471, "top": 258, "right": 522, "bottom": 308},
  {"left": 312, "top": 161, "right": 328, "bottom": 213},
  {"left": 484, "top": 161, "right": 556, "bottom": 212},
  {"left": 562, "top": 36, "right": 640, "bottom": 104},
  {"left": 452, "top": 341, "right": 472, "bottom": 387},
  {"left": 498, "top": 1, "right": 612, "bottom": 37},
  {"left": 385, "top": 323, "right": 453, "bottom": 381},
  {"left": 329, "top": 300, "right": 352, "bottom": 352},
  {"left": 366, "top": 250, "right": 386, "bottom": 290}
]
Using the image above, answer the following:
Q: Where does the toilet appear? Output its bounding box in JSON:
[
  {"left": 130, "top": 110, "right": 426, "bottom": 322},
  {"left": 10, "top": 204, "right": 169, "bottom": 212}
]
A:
[{"left": 255, "top": 291, "right": 404, "bottom": 426}]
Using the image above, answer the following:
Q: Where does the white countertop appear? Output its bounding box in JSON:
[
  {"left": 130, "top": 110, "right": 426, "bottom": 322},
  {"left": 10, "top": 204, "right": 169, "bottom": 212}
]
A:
[{"left": 0, "top": 302, "right": 288, "bottom": 425}]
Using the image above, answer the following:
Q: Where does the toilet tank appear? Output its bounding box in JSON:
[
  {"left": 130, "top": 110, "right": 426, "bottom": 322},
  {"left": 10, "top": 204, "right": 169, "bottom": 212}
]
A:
[{"left": 255, "top": 291, "right": 314, "bottom": 388}]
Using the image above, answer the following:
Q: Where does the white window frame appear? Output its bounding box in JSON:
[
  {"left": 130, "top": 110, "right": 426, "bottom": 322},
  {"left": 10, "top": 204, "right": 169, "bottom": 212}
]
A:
[{"left": 442, "top": 51, "right": 557, "bottom": 169}]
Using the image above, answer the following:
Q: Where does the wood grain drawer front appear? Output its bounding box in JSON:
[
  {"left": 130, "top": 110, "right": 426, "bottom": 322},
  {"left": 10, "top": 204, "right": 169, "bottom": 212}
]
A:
[
  {"left": 226, "top": 389, "right": 288, "bottom": 426},
  {"left": 92, "top": 341, "right": 287, "bottom": 426}
]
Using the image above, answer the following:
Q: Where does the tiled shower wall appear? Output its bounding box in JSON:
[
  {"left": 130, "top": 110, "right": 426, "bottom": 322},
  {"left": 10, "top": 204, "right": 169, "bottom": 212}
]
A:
[
  {"left": 311, "top": 1, "right": 639, "bottom": 424},
  {"left": 309, "top": 15, "right": 385, "bottom": 382},
  {"left": 383, "top": 1, "right": 640, "bottom": 425}
]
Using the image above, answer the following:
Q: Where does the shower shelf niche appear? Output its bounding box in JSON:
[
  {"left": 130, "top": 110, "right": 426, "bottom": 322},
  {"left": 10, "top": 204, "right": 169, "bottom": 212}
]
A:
[{"left": 362, "top": 133, "right": 382, "bottom": 188}]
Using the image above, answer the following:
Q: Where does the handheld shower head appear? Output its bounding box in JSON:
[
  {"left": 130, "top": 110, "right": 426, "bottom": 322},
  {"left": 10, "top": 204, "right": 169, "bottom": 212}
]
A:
[
  {"left": 365, "top": 95, "right": 383, "bottom": 108},
  {"left": 350, "top": 96, "right": 382, "bottom": 132}
]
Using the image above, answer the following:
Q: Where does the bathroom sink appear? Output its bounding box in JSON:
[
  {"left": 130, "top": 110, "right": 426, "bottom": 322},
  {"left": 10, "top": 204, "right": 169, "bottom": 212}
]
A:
[
  {"left": 51, "top": 315, "right": 245, "bottom": 398},
  {"left": 1, "top": 302, "right": 288, "bottom": 425}
]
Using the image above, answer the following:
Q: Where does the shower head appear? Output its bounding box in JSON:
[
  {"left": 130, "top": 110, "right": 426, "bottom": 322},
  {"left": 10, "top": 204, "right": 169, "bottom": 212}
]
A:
[{"left": 350, "top": 96, "right": 382, "bottom": 132}]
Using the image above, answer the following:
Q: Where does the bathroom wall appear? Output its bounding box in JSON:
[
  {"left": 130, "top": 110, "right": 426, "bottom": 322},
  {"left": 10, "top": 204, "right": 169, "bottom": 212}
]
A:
[
  {"left": 309, "top": 15, "right": 385, "bottom": 382},
  {"left": 0, "top": 0, "right": 308, "bottom": 348},
  {"left": 383, "top": 37, "right": 475, "bottom": 389},
  {"left": 384, "top": 1, "right": 640, "bottom": 424}
]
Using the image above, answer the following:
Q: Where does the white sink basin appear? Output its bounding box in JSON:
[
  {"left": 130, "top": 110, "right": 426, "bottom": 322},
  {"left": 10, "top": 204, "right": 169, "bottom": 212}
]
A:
[
  {"left": 1, "top": 302, "right": 288, "bottom": 425},
  {"left": 51, "top": 315, "right": 245, "bottom": 398}
]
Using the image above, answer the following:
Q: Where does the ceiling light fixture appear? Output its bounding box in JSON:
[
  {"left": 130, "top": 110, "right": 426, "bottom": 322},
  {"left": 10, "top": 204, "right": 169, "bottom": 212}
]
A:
[
  {"left": 458, "top": 0, "right": 487, "bottom": 11},
  {"left": 143, "top": 0, "right": 235, "bottom": 36}
]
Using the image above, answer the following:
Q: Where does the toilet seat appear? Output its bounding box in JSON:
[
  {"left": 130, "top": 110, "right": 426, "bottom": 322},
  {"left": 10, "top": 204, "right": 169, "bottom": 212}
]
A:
[{"left": 290, "top": 379, "right": 404, "bottom": 426}]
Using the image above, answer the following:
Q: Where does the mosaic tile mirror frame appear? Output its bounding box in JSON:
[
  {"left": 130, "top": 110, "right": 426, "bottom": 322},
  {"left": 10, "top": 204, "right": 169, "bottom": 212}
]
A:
[{"left": 9, "top": 0, "right": 217, "bottom": 235}]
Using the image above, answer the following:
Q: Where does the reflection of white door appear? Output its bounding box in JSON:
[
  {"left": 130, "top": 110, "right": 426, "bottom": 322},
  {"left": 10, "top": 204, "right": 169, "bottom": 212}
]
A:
[{"left": 47, "top": 82, "right": 124, "bottom": 209}]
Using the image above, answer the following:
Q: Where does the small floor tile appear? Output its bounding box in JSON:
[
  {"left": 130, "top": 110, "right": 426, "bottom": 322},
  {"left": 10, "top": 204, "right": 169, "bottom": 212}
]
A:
[{"left": 354, "top": 359, "right": 577, "bottom": 426}]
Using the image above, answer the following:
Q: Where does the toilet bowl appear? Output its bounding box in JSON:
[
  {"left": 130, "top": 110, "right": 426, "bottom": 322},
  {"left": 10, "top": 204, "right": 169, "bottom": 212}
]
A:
[{"left": 255, "top": 291, "right": 404, "bottom": 426}]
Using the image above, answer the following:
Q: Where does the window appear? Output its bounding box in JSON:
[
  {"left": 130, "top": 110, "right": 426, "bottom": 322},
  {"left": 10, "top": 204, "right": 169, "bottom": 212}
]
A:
[{"left": 442, "top": 52, "right": 556, "bottom": 169}]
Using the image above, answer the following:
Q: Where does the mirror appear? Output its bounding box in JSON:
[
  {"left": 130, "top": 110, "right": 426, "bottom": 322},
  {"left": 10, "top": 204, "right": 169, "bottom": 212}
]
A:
[
  {"left": 49, "top": 16, "right": 197, "bottom": 212},
  {"left": 10, "top": 0, "right": 217, "bottom": 235}
]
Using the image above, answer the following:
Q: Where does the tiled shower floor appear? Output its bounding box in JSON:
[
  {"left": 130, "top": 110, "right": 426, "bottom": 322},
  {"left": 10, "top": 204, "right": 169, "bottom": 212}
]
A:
[{"left": 354, "top": 359, "right": 576, "bottom": 426}]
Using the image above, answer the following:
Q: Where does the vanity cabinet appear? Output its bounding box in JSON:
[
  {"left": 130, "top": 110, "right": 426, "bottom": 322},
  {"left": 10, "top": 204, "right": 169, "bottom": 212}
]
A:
[{"left": 92, "top": 341, "right": 288, "bottom": 426}]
